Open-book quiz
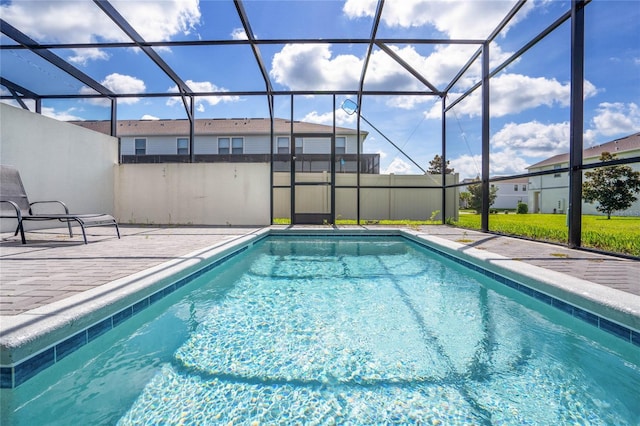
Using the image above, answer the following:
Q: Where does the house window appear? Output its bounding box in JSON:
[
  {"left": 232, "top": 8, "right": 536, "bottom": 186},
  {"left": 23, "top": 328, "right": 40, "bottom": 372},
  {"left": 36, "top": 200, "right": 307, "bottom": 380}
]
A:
[
  {"left": 522, "top": 184, "right": 527, "bottom": 191},
  {"left": 134, "top": 138, "right": 146, "bottom": 155},
  {"left": 295, "top": 139, "right": 303, "bottom": 154},
  {"left": 553, "top": 165, "right": 562, "bottom": 178},
  {"left": 177, "top": 138, "right": 189, "bottom": 155},
  {"left": 218, "top": 137, "right": 230, "bottom": 154},
  {"left": 232, "top": 137, "right": 243, "bottom": 154},
  {"left": 335, "top": 137, "right": 346, "bottom": 154},
  {"left": 277, "top": 137, "right": 289, "bottom": 154},
  {"left": 514, "top": 184, "right": 518, "bottom": 191}
]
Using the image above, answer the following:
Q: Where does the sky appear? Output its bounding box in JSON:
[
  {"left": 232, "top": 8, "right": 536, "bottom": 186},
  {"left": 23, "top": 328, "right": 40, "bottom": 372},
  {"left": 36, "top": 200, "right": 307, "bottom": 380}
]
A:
[{"left": 1, "top": 0, "right": 639, "bottom": 179}]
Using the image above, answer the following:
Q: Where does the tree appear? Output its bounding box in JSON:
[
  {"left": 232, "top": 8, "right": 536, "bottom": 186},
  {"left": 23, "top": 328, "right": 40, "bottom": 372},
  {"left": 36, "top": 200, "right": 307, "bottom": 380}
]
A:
[
  {"left": 467, "top": 178, "right": 498, "bottom": 214},
  {"left": 459, "top": 191, "right": 472, "bottom": 209},
  {"left": 427, "top": 154, "right": 455, "bottom": 174},
  {"left": 582, "top": 152, "right": 640, "bottom": 219}
]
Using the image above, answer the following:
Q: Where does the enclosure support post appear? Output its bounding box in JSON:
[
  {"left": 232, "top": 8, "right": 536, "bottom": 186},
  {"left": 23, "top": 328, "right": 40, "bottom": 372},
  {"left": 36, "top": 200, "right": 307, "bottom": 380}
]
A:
[
  {"left": 568, "top": 0, "right": 585, "bottom": 248},
  {"left": 289, "top": 95, "right": 295, "bottom": 223},
  {"left": 356, "top": 110, "right": 361, "bottom": 225},
  {"left": 331, "top": 95, "right": 337, "bottom": 224},
  {"left": 441, "top": 96, "right": 447, "bottom": 224},
  {"left": 110, "top": 98, "right": 117, "bottom": 137},
  {"left": 189, "top": 96, "right": 195, "bottom": 163},
  {"left": 269, "top": 98, "right": 274, "bottom": 225},
  {"left": 481, "top": 42, "right": 490, "bottom": 232}
]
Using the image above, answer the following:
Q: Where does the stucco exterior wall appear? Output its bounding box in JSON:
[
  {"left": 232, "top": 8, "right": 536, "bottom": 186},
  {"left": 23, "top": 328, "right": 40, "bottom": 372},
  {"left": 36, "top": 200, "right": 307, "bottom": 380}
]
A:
[
  {"left": 528, "top": 153, "right": 640, "bottom": 216},
  {"left": 492, "top": 181, "right": 529, "bottom": 209},
  {"left": 115, "top": 163, "right": 271, "bottom": 225},
  {"left": 0, "top": 103, "right": 118, "bottom": 232}
]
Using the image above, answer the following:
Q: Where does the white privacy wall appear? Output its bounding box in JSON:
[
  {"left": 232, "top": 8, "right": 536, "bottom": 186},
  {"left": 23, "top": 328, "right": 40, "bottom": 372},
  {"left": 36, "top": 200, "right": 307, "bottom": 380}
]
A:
[
  {"left": 115, "top": 163, "right": 271, "bottom": 225},
  {"left": 0, "top": 103, "right": 118, "bottom": 232}
]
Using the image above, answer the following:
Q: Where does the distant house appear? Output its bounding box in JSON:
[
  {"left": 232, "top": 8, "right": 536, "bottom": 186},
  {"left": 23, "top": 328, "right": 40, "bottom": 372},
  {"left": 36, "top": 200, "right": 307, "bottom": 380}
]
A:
[
  {"left": 459, "top": 177, "right": 528, "bottom": 210},
  {"left": 527, "top": 132, "right": 640, "bottom": 215},
  {"left": 491, "top": 177, "right": 529, "bottom": 210},
  {"left": 71, "top": 118, "right": 378, "bottom": 173}
]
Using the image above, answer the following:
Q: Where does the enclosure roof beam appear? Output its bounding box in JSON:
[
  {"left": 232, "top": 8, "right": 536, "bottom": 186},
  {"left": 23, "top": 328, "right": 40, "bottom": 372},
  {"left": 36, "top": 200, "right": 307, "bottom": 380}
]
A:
[
  {"left": 0, "top": 90, "right": 445, "bottom": 102},
  {"left": 0, "top": 38, "right": 484, "bottom": 50},
  {"left": 234, "top": 0, "right": 274, "bottom": 118},
  {"left": 357, "top": 0, "right": 385, "bottom": 105},
  {"left": 375, "top": 42, "right": 443, "bottom": 96},
  {"left": 0, "top": 77, "right": 33, "bottom": 110},
  {"left": 93, "top": 0, "right": 194, "bottom": 120},
  {"left": 0, "top": 77, "right": 39, "bottom": 99},
  {"left": 0, "top": 19, "right": 115, "bottom": 97},
  {"left": 487, "top": 0, "right": 528, "bottom": 43},
  {"left": 93, "top": 0, "right": 192, "bottom": 96}
]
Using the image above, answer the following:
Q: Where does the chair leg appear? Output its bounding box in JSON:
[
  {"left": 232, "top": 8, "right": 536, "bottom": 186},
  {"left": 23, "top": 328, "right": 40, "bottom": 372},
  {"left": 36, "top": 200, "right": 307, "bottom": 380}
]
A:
[
  {"left": 66, "top": 221, "right": 73, "bottom": 238},
  {"left": 114, "top": 222, "right": 121, "bottom": 239},
  {"left": 78, "top": 222, "right": 88, "bottom": 244},
  {"left": 15, "top": 222, "right": 26, "bottom": 244}
]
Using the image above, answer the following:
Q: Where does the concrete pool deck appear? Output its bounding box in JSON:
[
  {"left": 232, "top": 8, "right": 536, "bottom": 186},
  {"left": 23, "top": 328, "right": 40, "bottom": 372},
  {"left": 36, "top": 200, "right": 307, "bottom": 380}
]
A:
[{"left": 1, "top": 224, "right": 639, "bottom": 369}]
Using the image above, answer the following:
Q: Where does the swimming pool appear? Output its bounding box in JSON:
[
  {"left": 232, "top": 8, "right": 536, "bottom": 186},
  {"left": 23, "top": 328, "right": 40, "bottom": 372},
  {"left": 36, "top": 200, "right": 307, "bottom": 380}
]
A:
[{"left": 1, "top": 235, "right": 639, "bottom": 424}]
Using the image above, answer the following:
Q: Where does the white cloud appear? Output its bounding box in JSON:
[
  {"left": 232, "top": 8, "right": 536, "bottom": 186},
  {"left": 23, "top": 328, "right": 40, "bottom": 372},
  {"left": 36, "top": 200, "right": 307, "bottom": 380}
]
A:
[
  {"left": 166, "top": 80, "right": 241, "bottom": 111},
  {"left": 68, "top": 48, "right": 110, "bottom": 65},
  {"left": 449, "top": 103, "right": 639, "bottom": 180},
  {"left": 141, "top": 114, "right": 159, "bottom": 120},
  {"left": 491, "top": 121, "right": 570, "bottom": 157},
  {"left": 343, "top": 0, "right": 533, "bottom": 39},
  {"left": 111, "top": 0, "right": 200, "bottom": 41},
  {"left": 79, "top": 73, "right": 145, "bottom": 105},
  {"left": 449, "top": 150, "right": 530, "bottom": 179},
  {"left": 587, "top": 102, "right": 640, "bottom": 139},
  {"left": 79, "top": 86, "right": 109, "bottom": 106},
  {"left": 448, "top": 118, "right": 571, "bottom": 179},
  {"left": 449, "top": 154, "right": 481, "bottom": 180},
  {"left": 301, "top": 109, "right": 357, "bottom": 126},
  {"left": 41, "top": 106, "right": 83, "bottom": 121},
  {"left": 270, "top": 41, "right": 516, "bottom": 108},
  {"left": 382, "top": 157, "right": 413, "bottom": 174},
  {"left": 488, "top": 149, "right": 531, "bottom": 175},
  {"left": 103, "top": 73, "right": 146, "bottom": 94},
  {"left": 271, "top": 44, "right": 362, "bottom": 91},
  {"left": 426, "top": 74, "right": 598, "bottom": 119},
  {"left": 0, "top": 0, "right": 200, "bottom": 64},
  {"left": 271, "top": 43, "right": 479, "bottom": 93},
  {"left": 231, "top": 28, "right": 248, "bottom": 40}
]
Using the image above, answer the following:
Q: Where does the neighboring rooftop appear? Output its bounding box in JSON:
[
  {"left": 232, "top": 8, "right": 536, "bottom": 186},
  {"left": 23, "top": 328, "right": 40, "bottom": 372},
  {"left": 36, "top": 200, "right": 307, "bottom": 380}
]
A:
[
  {"left": 528, "top": 132, "right": 640, "bottom": 169},
  {"left": 70, "top": 118, "right": 368, "bottom": 137}
]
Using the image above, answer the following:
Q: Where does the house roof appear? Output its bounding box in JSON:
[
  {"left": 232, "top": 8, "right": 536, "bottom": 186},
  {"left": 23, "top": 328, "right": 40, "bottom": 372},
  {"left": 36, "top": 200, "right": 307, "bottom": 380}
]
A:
[
  {"left": 493, "top": 177, "right": 529, "bottom": 184},
  {"left": 528, "top": 132, "right": 640, "bottom": 169},
  {"left": 70, "top": 118, "right": 368, "bottom": 138},
  {"left": 460, "top": 176, "right": 528, "bottom": 184}
]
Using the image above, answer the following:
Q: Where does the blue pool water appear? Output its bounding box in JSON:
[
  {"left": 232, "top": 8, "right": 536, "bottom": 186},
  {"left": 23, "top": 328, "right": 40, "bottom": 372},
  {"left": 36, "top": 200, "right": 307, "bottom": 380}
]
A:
[{"left": 2, "top": 237, "right": 639, "bottom": 424}]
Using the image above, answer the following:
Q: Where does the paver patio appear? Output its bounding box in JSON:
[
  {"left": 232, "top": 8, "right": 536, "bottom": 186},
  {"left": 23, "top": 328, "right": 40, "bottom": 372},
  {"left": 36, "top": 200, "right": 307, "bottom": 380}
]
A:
[{"left": 1, "top": 225, "right": 639, "bottom": 317}]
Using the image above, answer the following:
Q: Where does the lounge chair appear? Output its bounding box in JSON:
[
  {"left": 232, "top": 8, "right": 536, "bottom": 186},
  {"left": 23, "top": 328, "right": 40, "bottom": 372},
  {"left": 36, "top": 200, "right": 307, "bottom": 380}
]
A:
[{"left": 0, "top": 164, "right": 120, "bottom": 244}]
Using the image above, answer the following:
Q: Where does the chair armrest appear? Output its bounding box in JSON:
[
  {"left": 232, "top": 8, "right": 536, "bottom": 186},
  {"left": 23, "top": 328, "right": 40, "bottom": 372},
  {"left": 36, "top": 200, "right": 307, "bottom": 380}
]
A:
[
  {"left": 29, "top": 200, "right": 71, "bottom": 215},
  {"left": 0, "top": 200, "right": 23, "bottom": 220}
]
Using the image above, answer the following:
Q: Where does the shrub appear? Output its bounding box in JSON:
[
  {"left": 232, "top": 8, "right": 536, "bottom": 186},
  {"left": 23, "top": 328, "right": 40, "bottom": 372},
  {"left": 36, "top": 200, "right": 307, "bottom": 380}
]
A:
[{"left": 517, "top": 202, "right": 528, "bottom": 214}]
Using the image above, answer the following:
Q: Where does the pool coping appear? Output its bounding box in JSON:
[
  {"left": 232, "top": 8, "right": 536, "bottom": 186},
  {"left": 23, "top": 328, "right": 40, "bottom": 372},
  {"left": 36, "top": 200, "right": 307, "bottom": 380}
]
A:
[{"left": 1, "top": 226, "right": 639, "bottom": 388}]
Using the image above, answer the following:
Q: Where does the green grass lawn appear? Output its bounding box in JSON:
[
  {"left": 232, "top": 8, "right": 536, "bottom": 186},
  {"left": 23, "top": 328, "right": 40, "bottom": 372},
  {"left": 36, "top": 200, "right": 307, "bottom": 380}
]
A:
[
  {"left": 454, "top": 213, "right": 640, "bottom": 257},
  {"left": 273, "top": 214, "right": 640, "bottom": 257}
]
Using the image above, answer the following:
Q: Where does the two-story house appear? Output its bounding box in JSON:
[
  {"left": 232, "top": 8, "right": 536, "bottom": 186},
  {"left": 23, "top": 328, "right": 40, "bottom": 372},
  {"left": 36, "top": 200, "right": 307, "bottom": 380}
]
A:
[
  {"left": 72, "top": 118, "right": 378, "bottom": 174},
  {"left": 527, "top": 132, "right": 640, "bottom": 215}
]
